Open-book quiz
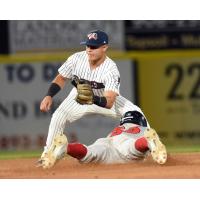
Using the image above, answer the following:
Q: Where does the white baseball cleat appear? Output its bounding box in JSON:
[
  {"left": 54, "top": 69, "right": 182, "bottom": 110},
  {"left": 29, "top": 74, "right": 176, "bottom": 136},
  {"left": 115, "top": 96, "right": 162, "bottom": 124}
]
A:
[
  {"left": 144, "top": 128, "right": 167, "bottom": 165},
  {"left": 37, "top": 133, "right": 68, "bottom": 169}
]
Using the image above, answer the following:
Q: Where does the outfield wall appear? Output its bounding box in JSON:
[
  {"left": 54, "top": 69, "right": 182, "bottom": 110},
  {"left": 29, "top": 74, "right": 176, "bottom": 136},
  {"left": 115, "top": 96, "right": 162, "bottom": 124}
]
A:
[{"left": 1, "top": 50, "right": 200, "bottom": 150}]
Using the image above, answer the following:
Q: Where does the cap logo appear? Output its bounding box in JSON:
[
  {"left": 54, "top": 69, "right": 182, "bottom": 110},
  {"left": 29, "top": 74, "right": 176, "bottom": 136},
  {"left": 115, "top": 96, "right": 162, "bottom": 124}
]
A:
[{"left": 87, "top": 33, "right": 98, "bottom": 40}]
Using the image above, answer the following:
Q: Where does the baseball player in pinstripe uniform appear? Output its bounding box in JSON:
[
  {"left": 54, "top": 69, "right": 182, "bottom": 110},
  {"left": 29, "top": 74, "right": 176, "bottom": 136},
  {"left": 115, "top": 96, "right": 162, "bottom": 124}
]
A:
[{"left": 38, "top": 30, "right": 152, "bottom": 169}]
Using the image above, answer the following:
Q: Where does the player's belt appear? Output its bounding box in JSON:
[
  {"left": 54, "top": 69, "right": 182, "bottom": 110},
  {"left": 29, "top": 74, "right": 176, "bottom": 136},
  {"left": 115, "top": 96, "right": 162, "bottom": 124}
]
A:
[
  {"left": 71, "top": 75, "right": 105, "bottom": 89},
  {"left": 90, "top": 81, "right": 105, "bottom": 89}
]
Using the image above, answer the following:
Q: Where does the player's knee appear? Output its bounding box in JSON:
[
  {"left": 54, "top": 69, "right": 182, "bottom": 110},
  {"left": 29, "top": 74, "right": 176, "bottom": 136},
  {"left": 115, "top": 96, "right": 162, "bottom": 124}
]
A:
[{"left": 135, "top": 137, "right": 149, "bottom": 153}]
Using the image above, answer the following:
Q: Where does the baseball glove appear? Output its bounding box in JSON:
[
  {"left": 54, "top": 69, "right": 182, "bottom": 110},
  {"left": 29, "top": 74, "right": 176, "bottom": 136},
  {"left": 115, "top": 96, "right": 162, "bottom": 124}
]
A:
[{"left": 76, "top": 79, "right": 94, "bottom": 105}]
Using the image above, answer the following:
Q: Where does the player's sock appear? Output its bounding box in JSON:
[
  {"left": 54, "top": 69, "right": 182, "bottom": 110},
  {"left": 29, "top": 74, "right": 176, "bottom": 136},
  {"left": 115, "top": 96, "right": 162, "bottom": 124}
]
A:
[
  {"left": 67, "top": 143, "right": 87, "bottom": 160},
  {"left": 135, "top": 137, "right": 149, "bottom": 153}
]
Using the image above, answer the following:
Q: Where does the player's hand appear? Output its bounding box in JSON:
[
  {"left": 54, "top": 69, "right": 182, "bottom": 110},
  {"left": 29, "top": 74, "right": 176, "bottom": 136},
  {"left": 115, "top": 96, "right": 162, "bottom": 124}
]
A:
[{"left": 40, "top": 96, "right": 53, "bottom": 112}]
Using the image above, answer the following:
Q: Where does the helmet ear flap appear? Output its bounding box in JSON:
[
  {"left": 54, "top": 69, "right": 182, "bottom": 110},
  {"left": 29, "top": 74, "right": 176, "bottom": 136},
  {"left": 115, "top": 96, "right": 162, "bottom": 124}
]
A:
[{"left": 120, "top": 111, "right": 147, "bottom": 127}]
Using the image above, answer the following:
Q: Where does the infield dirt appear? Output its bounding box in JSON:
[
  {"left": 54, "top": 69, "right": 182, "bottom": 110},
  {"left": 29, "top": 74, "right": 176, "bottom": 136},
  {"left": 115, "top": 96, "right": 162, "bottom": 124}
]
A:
[{"left": 0, "top": 152, "right": 200, "bottom": 178}]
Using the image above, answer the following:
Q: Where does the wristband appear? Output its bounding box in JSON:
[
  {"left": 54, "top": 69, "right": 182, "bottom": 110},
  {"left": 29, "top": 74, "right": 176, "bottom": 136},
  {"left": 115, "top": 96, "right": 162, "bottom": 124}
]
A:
[
  {"left": 46, "top": 83, "right": 61, "bottom": 97},
  {"left": 93, "top": 96, "right": 107, "bottom": 108}
]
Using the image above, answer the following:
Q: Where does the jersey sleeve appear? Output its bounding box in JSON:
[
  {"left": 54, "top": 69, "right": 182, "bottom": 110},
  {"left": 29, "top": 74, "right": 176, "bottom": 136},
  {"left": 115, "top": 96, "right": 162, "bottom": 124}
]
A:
[
  {"left": 104, "top": 68, "right": 120, "bottom": 94},
  {"left": 58, "top": 54, "right": 77, "bottom": 79}
]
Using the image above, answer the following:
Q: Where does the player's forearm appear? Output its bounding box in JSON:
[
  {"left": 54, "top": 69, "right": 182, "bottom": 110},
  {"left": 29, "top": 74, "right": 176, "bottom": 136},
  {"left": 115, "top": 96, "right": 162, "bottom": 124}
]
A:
[
  {"left": 46, "top": 74, "right": 68, "bottom": 98},
  {"left": 104, "top": 95, "right": 116, "bottom": 109},
  {"left": 52, "top": 74, "right": 68, "bottom": 89},
  {"left": 103, "top": 91, "right": 118, "bottom": 109}
]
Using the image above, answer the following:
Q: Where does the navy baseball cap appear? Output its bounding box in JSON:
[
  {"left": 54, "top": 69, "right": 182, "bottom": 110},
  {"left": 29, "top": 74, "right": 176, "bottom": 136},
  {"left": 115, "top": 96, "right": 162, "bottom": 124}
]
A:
[{"left": 80, "top": 30, "right": 109, "bottom": 47}]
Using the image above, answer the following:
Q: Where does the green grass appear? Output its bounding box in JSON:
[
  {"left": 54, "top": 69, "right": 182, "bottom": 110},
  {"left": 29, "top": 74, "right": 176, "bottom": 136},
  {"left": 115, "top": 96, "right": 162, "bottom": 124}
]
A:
[
  {"left": 0, "top": 145, "right": 200, "bottom": 160},
  {"left": 0, "top": 150, "right": 41, "bottom": 160},
  {"left": 167, "top": 145, "right": 200, "bottom": 153}
]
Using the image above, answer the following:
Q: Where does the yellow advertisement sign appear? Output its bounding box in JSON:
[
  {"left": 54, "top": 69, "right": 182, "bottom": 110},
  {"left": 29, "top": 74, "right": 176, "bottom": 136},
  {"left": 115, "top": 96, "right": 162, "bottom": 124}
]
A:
[{"left": 138, "top": 56, "right": 200, "bottom": 144}]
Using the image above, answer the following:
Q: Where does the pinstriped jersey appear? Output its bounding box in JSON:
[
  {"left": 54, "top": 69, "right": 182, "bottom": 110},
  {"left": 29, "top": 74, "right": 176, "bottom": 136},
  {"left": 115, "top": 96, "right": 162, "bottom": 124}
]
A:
[{"left": 58, "top": 51, "right": 120, "bottom": 97}]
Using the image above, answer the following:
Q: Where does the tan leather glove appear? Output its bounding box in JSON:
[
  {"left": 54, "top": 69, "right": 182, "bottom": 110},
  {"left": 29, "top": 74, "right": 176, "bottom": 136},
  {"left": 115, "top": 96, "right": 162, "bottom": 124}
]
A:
[{"left": 76, "top": 79, "right": 94, "bottom": 105}]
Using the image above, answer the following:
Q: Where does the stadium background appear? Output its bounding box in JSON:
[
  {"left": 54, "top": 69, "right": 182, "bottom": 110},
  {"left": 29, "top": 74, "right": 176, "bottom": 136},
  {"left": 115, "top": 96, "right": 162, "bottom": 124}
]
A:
[{"left": 1, "top": 20, "right": 200, "bottom": 153}]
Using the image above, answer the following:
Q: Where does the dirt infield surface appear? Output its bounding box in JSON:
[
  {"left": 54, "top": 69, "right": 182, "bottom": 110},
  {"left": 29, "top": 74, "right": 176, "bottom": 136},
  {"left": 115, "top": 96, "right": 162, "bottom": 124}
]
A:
[{"left": 0, "top": 152, "right": 200, "bottom": 178}]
